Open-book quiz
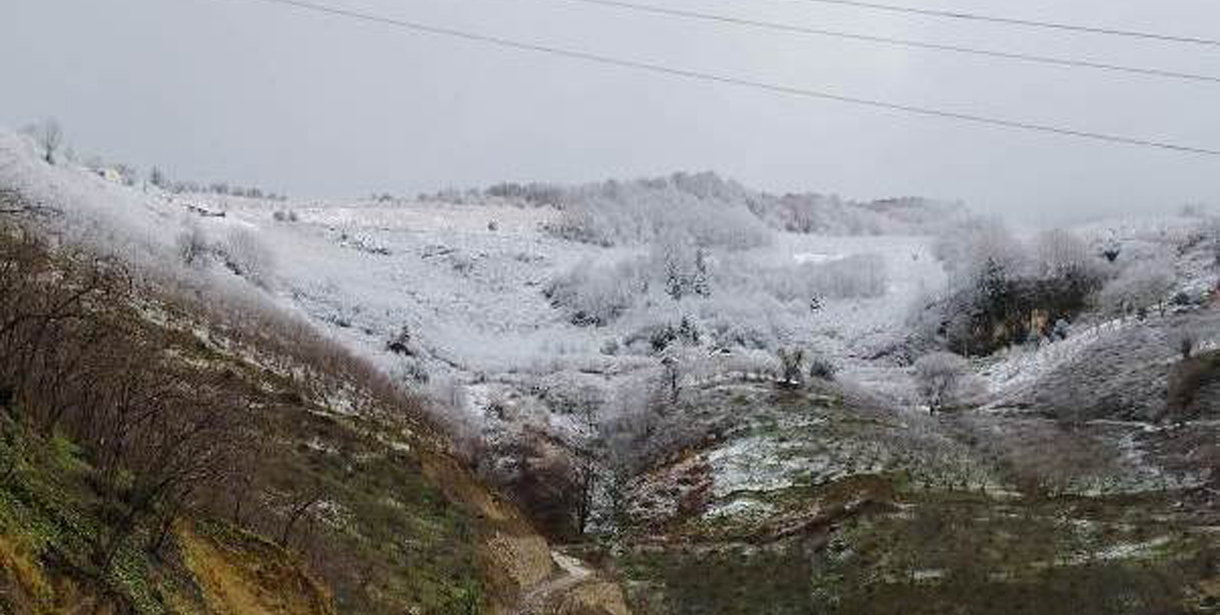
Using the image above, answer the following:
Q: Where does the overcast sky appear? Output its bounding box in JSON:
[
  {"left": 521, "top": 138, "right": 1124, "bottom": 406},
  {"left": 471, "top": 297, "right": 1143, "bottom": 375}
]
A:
[{"left": 2, "top": 0, "right": 1218, "bottom": 222}]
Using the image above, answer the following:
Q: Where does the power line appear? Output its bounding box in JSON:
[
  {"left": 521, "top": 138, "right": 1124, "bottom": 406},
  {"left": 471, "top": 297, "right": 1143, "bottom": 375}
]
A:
[
  {"left": 780, "top": 0, "right": 1220, "bottom": 47},
  {"left": 537, "top": 0, "right": 1220, "bottom": 84},
  {"left": 213, "top": 0, "right": 1220, "bottom": 157}
]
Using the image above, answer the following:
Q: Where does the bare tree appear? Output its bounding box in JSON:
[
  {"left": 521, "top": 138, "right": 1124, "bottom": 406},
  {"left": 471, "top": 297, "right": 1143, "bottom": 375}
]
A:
[
  {"left": 660, "top": 355, "right": 681, "bottom": 402},
  {"left": 571, "top": 394, "right": 603, "bottom": 535},
  {"left": 1035, "top": 228, "right": 1099, "bottom": 282},
  {"left": 1099, "top": 259, "right": 1176, "bottom": 319},
  {"left": 176, "top": 222, "right": 211, "bottom": 267},
  {"left": 1171, "top": 328, "right": 1198, "bottom": 360},
  {"left": 279, "top": 488, "right": 326, "bottom": 548},
  {"left": 29, "top": 118, "right": 64, "bottom": 165},
  {"left": 776, "top": 347, "right": 805, "bottom": 388},
  {"left": 0, "top": 225, "right": 251, "bottom": 571},
  {"left": 221, "top": 228, "right": 275, "bottom": 289},
  {"left": 150, "top": 166, "right": 168, "bottom": 189},
  {"left": 914, "top": 352, "right": 969, "bottom": 414}
]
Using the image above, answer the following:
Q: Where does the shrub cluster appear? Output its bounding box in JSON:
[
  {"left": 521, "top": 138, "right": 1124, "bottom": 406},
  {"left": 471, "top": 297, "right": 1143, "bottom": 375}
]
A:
[
  {"left": 0, "top": 223, "right": 250, "bottom": 570},
  {"left": 915, "top": 219, "right": 1111, "bottom": 355}
]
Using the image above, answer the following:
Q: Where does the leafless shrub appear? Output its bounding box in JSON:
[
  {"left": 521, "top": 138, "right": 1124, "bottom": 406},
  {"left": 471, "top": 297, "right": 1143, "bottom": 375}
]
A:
[
  {"left": 776, "top": 347, "right": 805, "bottom": 387},
  {"left": 220, "top": 228, "right": 275, "bottom": 289},
  {"left": 544, "top": 257, "right": 646, "bottom": 326},
  {"left": 809, "top": 356, "right": 838, "bottom": 380},
  {"left": 914, "top": 351, "right": 969, "bottom": 413},
  {"left": 149, "top": 167, "right": 168, "bottom": 189},
  {"left": 0, "top": 223, "right": 250, "bottom": 569},
  {"left": 1098, "top": 258, "right": 1176, "bottom": 319},
  {"left": 544, "top": 172, "right": 772, "bottom": 250},
  {"left": 26, "top": 118, "right": 64, "bottom": 165},
  {"left": 1171, "top": 327, "right": 1198, "bottom": 360},
  {"left": 175, "top": 222, "right": 211, "bottom": 267}
]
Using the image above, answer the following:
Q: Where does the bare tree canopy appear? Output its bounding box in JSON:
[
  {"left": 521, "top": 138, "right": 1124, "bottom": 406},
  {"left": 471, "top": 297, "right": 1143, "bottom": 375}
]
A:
[{"left": 26, "top": 117, "right": 63, "bottom": 165}]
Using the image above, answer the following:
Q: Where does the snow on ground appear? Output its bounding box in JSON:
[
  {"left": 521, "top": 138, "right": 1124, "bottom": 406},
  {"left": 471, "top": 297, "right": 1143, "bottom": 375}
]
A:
[
  {"left": 762, "top": 233, "right": 943, "bottom": 368},
  {"left": 206, "top": 197, "right": 617, "bottom": 382},
  {"left": 197, "top": 191, "right": 948, "bottom": 414},
  {"left": 1, "top": 128, "right": 954, "bottom": 421},
  {"left": 4, "top": 127, "right": 1211, "bottom": 448},
  {"left": 7, "top": 129, "right": 1218, "bottom": 548},
  {"left": 978, "top": 317, "right": 1135, "bottom": 402}
]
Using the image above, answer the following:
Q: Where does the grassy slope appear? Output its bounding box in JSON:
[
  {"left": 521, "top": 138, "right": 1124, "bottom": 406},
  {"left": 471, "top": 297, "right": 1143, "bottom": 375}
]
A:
[
  {"left": 1168, "top": 348, "right": 1220, "bottom": 420},
  {"left": 608, "top": 382, "right": 1219, "bottom": 615},
  {"left": 0, "top": 282, "right": 550, "bottom": 615}
]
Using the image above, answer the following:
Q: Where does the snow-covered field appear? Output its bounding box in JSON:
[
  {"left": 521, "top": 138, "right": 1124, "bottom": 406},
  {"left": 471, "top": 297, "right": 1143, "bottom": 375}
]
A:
[
  {"left": 177, "top": 191, "right": 948, "bottom": 416},
  {"left": 0, "top": 128, "right": 948, "bottom": 420}
]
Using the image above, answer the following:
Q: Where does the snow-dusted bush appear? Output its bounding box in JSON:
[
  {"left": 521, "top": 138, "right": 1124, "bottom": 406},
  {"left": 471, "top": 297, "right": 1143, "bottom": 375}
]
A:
[
  {"left": 544, "top": 172, "right": 772, "bottom": 250},
  {"left": 394, "top": 358, "right": 430, "bottom": 384},
  {"left": 24, "top": 118, "right": 63, "bottom": 165},
  {"left": 1098, "top": 258, "right": 1176, "bottom": 318},
  {"left": 934, "top": 215, "right": 1029, "bottom": 284},
  {"left": 220, "top": 228, "right": 276, "bottom": 289},
  {"left": 809, "top": 356, "right": 838, "bottom": 380},
  {"left": 653, "top": 235, "right": 712, "bottom": 301},
  {"left": 914, "top": 351, "right": 969, "bottom": 413},
  {"left": 1034, "top": 228, "right": 1105, "bottom": 285},
  {"left": 386, "top": 325, "right": 415, "bottom": 356},
  {"left": 175, "top": 222, "right": 211, "bottom": 268},
  {"left": 623, "top": 319, "right": 681, "bottom": 355},
  {"left": 620, "top": 293, "right": 796, "bottom": 356},
  {"left": 699, "top": 294, "right": 794, "bottom": 351},
  {"left": 776, "top": 347, "right": 805, "bottom": 387},
  {"left": 920, "top": 219, "right": 1108, "bottom": 355},
  {"left": 545, "top": 257, "right": 648, "bottom": 326},
  {"left": 545, "top": 237, "right": 714, "bottom": 327},
  {"left": 536, "top": 376, "right": 606, "bottom": 417},
  {"left": 448, "top": 251, "right": 476, "bottom": 275},
  {"left": 597, "top": 369, "right": 717, "bottom": 473}
]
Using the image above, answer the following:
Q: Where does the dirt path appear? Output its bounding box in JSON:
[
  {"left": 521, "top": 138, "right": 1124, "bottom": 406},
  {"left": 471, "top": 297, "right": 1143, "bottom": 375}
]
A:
[{"left": 513, "top": 549, "right": 594, "bottom": 615}]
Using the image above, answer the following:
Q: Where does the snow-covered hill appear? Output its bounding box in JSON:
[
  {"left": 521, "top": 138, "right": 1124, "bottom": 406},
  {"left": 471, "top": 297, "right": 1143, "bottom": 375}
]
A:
[{"left": 4, "top": 127, "right": 1219, "bottom": 615}]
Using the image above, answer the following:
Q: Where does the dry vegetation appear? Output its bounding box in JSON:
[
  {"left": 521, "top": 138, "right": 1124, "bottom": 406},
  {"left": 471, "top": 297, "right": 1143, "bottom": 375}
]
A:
[{"left": 0, "top": 205, "right": 546, "bottom": 614}]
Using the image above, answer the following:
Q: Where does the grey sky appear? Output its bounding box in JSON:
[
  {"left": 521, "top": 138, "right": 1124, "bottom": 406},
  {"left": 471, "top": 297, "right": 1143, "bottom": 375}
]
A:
[{"left": 2, "top": 0, "right": 1218, "bottom": 222}]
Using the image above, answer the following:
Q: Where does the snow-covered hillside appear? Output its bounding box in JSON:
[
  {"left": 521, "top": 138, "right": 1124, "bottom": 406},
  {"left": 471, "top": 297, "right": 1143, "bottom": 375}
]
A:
[
  {"left": 0, "top": 130, "right": 947, "bottom": 426},
  {"left": 6, "top": 127, "right": 1217, "bottom": 424},
  {"left": 6, "top": 127, "right": 1219, "bottom": 614}
]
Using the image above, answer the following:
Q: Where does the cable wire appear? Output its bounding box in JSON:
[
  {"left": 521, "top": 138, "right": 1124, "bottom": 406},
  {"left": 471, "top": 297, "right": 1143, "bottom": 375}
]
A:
[
  {"left": 535, "top": 0, "right": 1220, "bottom": 84},
  {"left": 779, "top": 0, "right": 1220, "bottom": 47},
  {"left": 212, "top": 0, "right": 1220, "bottom": 156}
]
